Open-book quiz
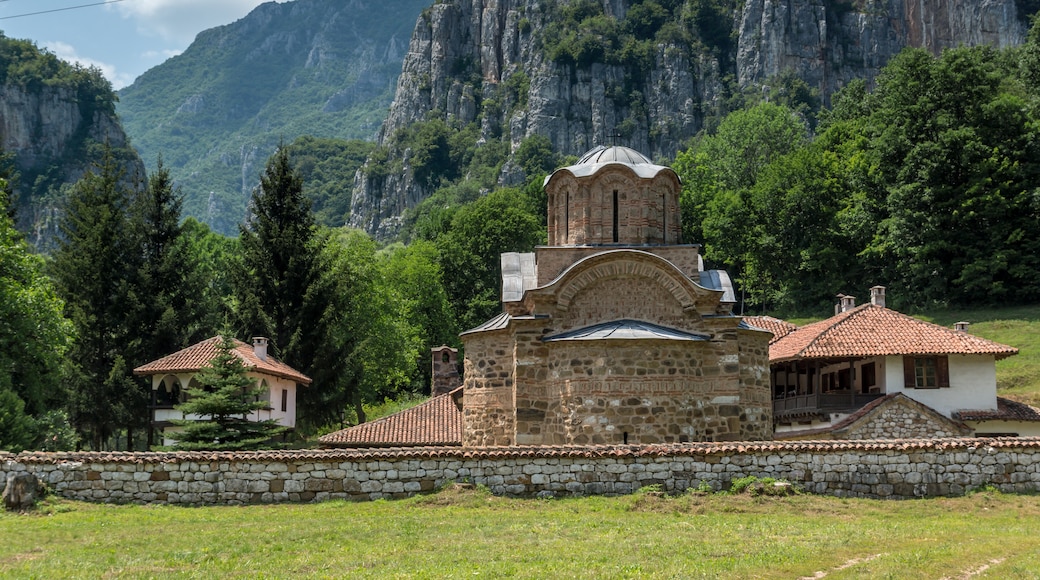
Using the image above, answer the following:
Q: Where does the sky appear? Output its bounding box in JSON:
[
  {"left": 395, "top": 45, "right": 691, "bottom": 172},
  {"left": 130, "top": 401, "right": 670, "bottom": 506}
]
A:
[{"left": 0, "top": 0, "right": 284, "bottom": 90}]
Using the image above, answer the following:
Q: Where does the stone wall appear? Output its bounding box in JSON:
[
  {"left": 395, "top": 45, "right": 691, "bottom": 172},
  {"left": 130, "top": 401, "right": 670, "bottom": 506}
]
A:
[
  {"left": 534, "top": 245, "right": 701, "bottom": 284},
  {"left": 5, "top": 439, "right": 1040, "bottom": 506},
  {"left": 461, "top": 331, "right": 517, "bottom": 446},
  {"left": 840, "top": 397, "right": 972, "bottom": 440}
]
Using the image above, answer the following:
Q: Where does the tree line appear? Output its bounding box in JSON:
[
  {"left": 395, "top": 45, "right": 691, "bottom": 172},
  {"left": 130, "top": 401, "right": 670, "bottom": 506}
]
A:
[
  {"left": 0, "top": 132, "right": 546, "bottom": 451},
  {"left": 676, "top": 30, "right": 1040, "bottom": 315},
  {"left": 6, "top": 26, "right": 1040, "bottom": 451}
]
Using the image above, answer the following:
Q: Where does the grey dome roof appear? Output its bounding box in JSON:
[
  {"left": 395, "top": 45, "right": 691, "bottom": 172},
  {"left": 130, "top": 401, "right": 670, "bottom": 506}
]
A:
[
  {"left": 577, "top": 145, "right": 653, "bottom": 165},
  {"left": 544, "top": 145, "right": 677, "bottom": 185}
]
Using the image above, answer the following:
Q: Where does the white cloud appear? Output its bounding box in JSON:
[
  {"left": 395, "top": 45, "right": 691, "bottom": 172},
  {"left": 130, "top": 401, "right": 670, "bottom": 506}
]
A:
[
  {"left": 110, "top": 0, "right": 278, "bottom": 44},
  {"left": 44, "top": 41, "right": 136, "bottom": 90}
]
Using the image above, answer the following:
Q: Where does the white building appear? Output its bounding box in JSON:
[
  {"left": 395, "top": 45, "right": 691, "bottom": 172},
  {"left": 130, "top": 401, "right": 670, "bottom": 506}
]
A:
[
  {"left": 761, "top": 287, "right": 1040, "bottom": 439},
  {"left": 133, "top": 336, "right": 310, "bottom": 445}
]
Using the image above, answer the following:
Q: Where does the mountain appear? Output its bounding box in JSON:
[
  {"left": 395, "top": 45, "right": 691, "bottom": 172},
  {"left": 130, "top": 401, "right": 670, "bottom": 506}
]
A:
[
  {"left": 348, "top": 0, "right": 1031, "bottom": 238},
  {"left": 116, "top": 0, "right": 429, "bottom": 235},
  {"left": 0, "top": 34, "right": 143, "bottom": 250}
]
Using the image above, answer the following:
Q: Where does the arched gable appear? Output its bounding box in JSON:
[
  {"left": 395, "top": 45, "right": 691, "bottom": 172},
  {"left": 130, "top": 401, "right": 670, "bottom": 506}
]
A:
[{"left": 540, "top": 250, "right": 720, "bottom": 314}]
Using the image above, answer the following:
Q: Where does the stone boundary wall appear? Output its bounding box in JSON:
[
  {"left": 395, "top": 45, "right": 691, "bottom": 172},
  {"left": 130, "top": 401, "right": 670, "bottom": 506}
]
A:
[{"left": 4, "top": 438, "right": 1040, "bottom": 505}]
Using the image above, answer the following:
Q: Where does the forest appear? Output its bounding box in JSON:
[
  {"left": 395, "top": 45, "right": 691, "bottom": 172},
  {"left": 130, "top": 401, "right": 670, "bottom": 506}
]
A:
[{"left": 4, "top": 23, "right": 1040, "bottom": 451}]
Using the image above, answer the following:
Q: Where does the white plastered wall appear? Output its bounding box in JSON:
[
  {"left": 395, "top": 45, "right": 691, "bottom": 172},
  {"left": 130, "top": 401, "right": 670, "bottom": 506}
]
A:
[
  {"left": 151, "top": 371, "right": 299, "bottom": 430},
  {"left": 882, "top": 354, "right": 997, "bottom": 417}
]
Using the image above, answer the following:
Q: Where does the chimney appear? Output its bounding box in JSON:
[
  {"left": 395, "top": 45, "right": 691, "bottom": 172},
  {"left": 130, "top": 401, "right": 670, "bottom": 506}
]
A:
[
  {"left": 870, "top": 286, "right": 886, "bottom": 308},
  {"left": 837, "top": 294, "right": 856, "bottom": 313},
  {"left": 431, "top": 346, "right": 461, "bottom": 396},
  {"left": 954, "top": 321, "right": 971, "bottom": 332},
  {"left": 252, "top": 337, "right": 269, "bottom": 361}
]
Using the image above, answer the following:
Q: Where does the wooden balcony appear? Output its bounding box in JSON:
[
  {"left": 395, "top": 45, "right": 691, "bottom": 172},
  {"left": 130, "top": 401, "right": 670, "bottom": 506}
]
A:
[{"left": 773, "top": 391, "right": 884, "bottom": 419}]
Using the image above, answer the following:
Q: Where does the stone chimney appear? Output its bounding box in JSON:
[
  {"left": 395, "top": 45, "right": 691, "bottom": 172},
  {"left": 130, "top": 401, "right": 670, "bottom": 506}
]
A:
[
  {"left": 954, "top": 321, "right": 971, "bottom": 332},
  {"left": 252, "top": 337, "right": 269, "bottom": 361},
  {"left": 837, "top": 294, "right": 856, "bottom": 313},
  {"left": 431, "top": 346, "right": 461, "bottom": 396},
  {"left": 870, "top": 286, "right": 886, "bottom": 308}
]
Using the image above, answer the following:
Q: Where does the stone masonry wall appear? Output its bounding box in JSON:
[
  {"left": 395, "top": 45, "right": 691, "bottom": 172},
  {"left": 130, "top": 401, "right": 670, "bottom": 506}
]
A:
[
  {"left": 844, "top": 402, "right": 967, "bottom": 440},
  {"left": 5, "top": 439, "right": 1040, "bottom": 505},
  {"left": 462, "top": 332, "right": 516, "bottom": 446},
  {"left": 521, "top": 340, "right": 771, "bottom": 444},
  {"left": 534, "top": 245, "right": 701, "bottom": 284}
]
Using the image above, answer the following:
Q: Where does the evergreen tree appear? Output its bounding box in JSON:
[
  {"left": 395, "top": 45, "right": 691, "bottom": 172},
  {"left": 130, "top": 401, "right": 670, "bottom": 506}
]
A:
[
  {"left": 237, "top": 146, "right": 329, "bottom": 430},
  {"left": 128, "top": 158, "right": 216, "bottom": 446},
  {"left": 51, "top": 146, "right": 140, "bottom": 449},
  {"left": 171, "top": 334, "right": 285, "bottom": 450}
]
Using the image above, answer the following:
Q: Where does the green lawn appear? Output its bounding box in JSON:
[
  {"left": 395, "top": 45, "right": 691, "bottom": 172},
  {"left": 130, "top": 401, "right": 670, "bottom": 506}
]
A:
[{"left": 3, "top": 487, "right": 1040, "bottom": 578}]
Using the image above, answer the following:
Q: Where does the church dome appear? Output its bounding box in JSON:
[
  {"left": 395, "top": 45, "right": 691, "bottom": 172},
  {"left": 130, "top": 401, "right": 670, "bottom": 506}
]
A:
[
  {"left": 546, "top": 145, "right": 675, "bottom": 183},
  {"left": 543, "top": 144, "right": 682, "bottom": 246},
  {"left": 577, "top": 145, "right": 653, "bottom": 166}
]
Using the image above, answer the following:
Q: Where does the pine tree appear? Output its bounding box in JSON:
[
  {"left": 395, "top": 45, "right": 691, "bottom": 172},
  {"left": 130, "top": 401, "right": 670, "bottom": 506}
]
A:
[
  {"left": 237, "top": 146, "right": 330, "bottom": 430},
  {"left": 51, "top": 146, "right": 141, "bottom": 450},
  {"left": 171, "top": 334, "right": 285, "bottom": 450},
  {"left": 128, "top": 158, "right": 215, "bottom": 446}
]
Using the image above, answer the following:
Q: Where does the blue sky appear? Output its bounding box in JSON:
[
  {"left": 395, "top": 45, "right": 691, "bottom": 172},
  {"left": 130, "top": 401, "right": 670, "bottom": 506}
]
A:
[{"left": 0, "top": 0, "right": 282, "bottom": 90}]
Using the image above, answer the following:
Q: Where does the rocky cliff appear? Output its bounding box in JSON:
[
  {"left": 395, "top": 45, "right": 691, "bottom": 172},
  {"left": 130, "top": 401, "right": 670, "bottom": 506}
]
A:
[
  {"left": 348, "top": 0, "right": 1028, "bottom": 238},
  {"left": 117, "top": 0, "right": 430, "bottom": 235},
  {"left": 0, "top": 35, "right": 143, "bottom": 249}
]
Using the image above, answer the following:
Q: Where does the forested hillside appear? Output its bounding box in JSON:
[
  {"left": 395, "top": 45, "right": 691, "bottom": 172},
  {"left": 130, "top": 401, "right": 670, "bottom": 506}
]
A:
[
  {"left": 676, "top": 37, "right": 1040, "bottom": 314},
  {"left": 349, "top": 0, "right": 1031, "bottom": 237},
  {"left": 116, "top": 0, "right": 428, "bottom": 235}
]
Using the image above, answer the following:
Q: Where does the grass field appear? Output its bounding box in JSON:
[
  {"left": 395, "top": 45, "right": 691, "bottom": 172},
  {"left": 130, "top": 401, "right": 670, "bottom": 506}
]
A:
[{"left": 2, "top": 486, "right": 1039, "bottom": 578}]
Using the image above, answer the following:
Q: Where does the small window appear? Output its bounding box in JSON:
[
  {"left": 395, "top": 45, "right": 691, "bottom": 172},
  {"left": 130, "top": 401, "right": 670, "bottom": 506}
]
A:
[
  {"left": 903, "top": 356, "right": 949, "bottom": 389},
  {"left": 916, "top": 358, "right": 937, "bottom": 388},
  {"left": 281, "top": 389, "right": 288, "bottom": 412}
]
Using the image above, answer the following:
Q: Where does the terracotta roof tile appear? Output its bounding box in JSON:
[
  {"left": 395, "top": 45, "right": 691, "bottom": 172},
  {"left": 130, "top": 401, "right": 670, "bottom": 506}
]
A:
[
  {"left": 133, "top": 336, "right": 311, "bottom": 384},
  {"left": 770, "top": 304, "right": 1018, "bottom": 362},
  {"left": 8, "top": 437, "right": 1040, "bottom": 465},
  {"left": 318, "top": 388, "right": 463, "bottom": 447},
  {"left": 743, "top": 316, "right": 798, "bottom": 344},
  {"left": 954, "top": 397, "right": 1040, "bottom": 422}
]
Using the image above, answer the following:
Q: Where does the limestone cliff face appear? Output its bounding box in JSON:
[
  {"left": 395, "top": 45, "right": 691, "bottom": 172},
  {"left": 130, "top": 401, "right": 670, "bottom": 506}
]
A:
[
  {"left": 737, "top": 0, "right": 1025, "bottom": 98},
  {"left": 0, "top": 81, "right": 143, "bottom": 248},
  {"left": 349, "top": 0, "right": 1027, "bottom": 238}
]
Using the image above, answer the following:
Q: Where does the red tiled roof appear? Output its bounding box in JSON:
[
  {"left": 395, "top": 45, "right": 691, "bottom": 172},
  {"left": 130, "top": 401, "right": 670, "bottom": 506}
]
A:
[
  {"left": 954, "top": 397, "right": 1040, "bottom": 423},
  {"left": 743, "top": 316, "right": 798, "bottom": 344},
  {"left": 770, "top": 304, "right": 1018, "bottom": 363},
  {"left": 133, "top": 336, "right": 311, "bottom": 384},
  {"left": 319, "top": 388, "right": 463, "bottom": 447},
  {"left": 9, "top": 437, "right": 1040, "bottom": 465}
]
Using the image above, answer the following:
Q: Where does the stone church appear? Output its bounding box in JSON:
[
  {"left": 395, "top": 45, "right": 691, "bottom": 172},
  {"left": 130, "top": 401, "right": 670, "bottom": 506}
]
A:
[
  {"left": 459, "top": 146, "right": 772, "bottom": 445},
  {"left": 321, "top": 145, "right": 773, "bottom": 448}
]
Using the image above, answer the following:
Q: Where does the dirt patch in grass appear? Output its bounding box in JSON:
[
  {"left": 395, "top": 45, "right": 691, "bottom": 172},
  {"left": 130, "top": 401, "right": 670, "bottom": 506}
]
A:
[{"left": 408, "top": 483, "right": 497, "bottom": 507}]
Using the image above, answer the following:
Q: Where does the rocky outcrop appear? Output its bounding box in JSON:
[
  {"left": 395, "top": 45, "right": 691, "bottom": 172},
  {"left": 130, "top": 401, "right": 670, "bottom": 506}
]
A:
[
  {"left": 349, "top": 0, "right": 1028, "bottom": 238},
  {"left": 737, "top": 0, "right": 1025, "bottom": 99},
  {"left": 0, "top": 80, "right": 144, "bottom": 248}
]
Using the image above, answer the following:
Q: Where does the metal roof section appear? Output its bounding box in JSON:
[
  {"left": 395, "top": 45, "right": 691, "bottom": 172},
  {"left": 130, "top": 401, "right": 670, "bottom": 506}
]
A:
[
  {"left": 543, "top": 319, "right": 710, "bottom": 342},
  {"left": 699, "top": 269, "right": 736, "bottom": 303},
  {"left": 461, "top": 312, "right": 511, "bottom": 335},
  {"left": 544, "top": 145, "right": 677, "bottom": 185},
  {"left": 501, "top": 252, "right": 538, "bottom": 303}
]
